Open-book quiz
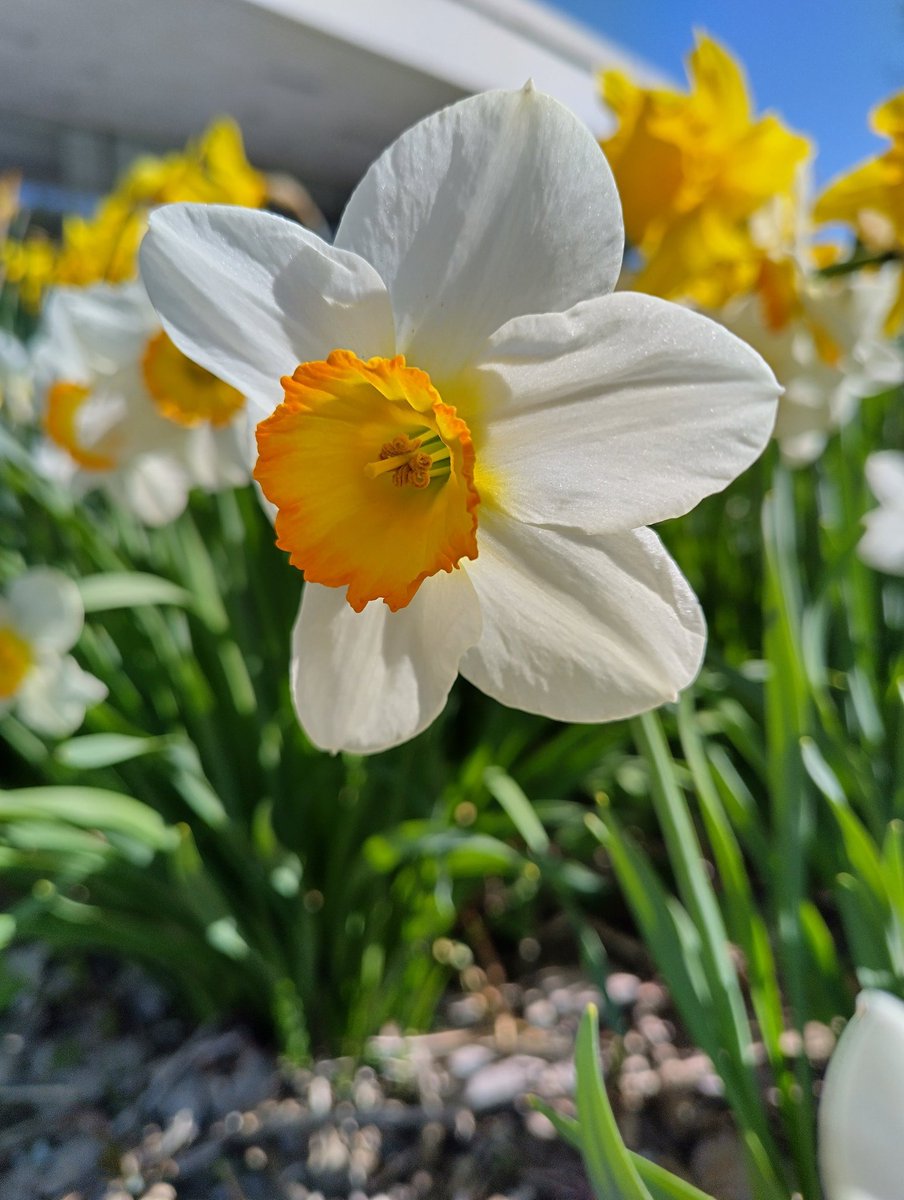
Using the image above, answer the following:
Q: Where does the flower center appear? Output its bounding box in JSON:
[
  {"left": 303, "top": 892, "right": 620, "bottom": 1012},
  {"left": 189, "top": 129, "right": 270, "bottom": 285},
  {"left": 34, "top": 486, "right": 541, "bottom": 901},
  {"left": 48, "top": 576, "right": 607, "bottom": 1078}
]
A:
[
  {"left": 254, "top": 349, "right": 479, "bottom": 613},
  {"left": 43, "top": 381, "right": 119, "bottom": 471},
  {"left": 141, "top": 330, "right": 245, "bottom": 428},
  {"left": 0, "top": 626, "right": 33, "bottom": 700}
]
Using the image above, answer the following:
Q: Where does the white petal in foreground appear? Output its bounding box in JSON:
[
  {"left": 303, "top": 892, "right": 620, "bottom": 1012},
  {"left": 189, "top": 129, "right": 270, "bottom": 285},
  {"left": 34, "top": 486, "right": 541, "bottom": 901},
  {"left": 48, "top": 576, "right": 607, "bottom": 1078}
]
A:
[
  {"left": 472, "top": 293, "right": 780, "bottom": 533},
  {"left": 820, "top": 990, "right": 904, "bottom": 1200},
  {"left": 336, "top": 87, "right": 624, "bottom": 382},
  {"left": 16, "top": 656, "right": 108, "bottom": 737},
  {"left": 140, "top": 205, "right": 397, "bottom": 421},
  {"left": 292, "top": 570, "right": 482, "bottom": 755},
  {"left": 459, "top": 512, "right": 706, "bottom": 722},
  {"left": 6, "top": 568, "right": 84, "bottom": 653}
]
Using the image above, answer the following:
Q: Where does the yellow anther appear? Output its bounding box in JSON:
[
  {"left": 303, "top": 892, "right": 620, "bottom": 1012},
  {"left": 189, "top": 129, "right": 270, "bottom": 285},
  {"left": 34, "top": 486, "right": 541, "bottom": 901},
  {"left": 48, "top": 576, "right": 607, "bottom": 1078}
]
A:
[
  {"left": 366, "top": 434, "right": 448, "bottom": 489},
  {"left": 392, "top": 452, "right": 433, "bottom": 488},
  {"left": 380, "top": 434, "right": 421, "bottom": 458}
]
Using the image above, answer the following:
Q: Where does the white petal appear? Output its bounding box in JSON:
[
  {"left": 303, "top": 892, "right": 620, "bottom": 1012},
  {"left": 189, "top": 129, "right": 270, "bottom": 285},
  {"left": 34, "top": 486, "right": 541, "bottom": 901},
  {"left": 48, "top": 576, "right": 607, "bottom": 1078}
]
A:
[
  {"left": 859, "top": 508, "right": 904, "bottom": 576},
  {"left": 140, "top": 204, "right": 397, "bottom": 421},
  {"left": 773, "top": 373, "right": 837, "bottom": 467},
  {"left": 7, "top": 568, "right": 84, "bottom": 652},
  {"left": 866, "top": 451, "right": 904, "bottom": 508},
  {"left": 777, "top": 428, "right": 829, "bottom": 468},
  {"left": 459, "top": 513, "right": 705, "bottom": 722},
  {"left": 471, "top": 294, "right": 778, "bottom": 533},
  {"left": 291, "top": 570, "right": 482, "bottom": 755},
  {"left": 114, "top": 453, "right": 191, "bottom": 526},
  {"left": 31, "top": 290, "right": 93, "bottom": 388},
  {"left": 820, "top": 990, "right": 904, "bottom": 1200},
  {"left": 336, "top": 87, "right": 623, "bottom": 382},
  {"left": 40, "top": 282, "right": 157, "bottom": 374},
  {"left": 31, "top": 439, "right": 80, "bottom": 487},
  {"left": 182, "top": 420, "right": 253, "bottom": 492},
  {"left": 15, "top": 655, "right": 107, "bottom": 737},
  {"left": 806, "top": 263, "right": 904, "bottom": 370},
  {"left": 0, "top": 329, "right": 35, "bottom": 423}
]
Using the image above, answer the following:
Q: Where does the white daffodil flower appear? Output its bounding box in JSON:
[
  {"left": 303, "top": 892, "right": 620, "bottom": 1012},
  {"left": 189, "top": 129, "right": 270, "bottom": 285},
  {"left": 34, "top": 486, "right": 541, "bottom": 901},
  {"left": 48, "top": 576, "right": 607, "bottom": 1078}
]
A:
[
  {"left": 141, "top": 86, "right": 779, "bottom": 754},
  {"left": 0, "top": 567, "right": 106, "bottom": 736},
  {"left": 31, "top": 280, "right": 252, "bottom": 526},
  {"left": 719, "top": 263, "right": 904, "bottom": 467},
  {"left": 859, "top": 451, "right": 904, "bottom": 575},
  {"left": 0, "top": 328, "right": 35, "bottom": 426},
  {"left": 820, "top": 989, "right": 904, "bottom": 1200}
]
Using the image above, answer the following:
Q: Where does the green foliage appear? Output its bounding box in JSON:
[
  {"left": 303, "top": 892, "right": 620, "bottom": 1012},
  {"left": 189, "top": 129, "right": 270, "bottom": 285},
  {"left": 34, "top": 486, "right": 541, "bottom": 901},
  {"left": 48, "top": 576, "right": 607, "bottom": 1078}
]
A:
[
  {"left": 0, "top": 459, "right": 612, "bottom": 1056},
  {"left": 564, "top": 389, "right": 904, "bottom": 1197},
  {"left": 2, "top": 348, "right": 903, "bottom": 1199},
  {"left": 535, "top": 1006, "right": 716, "bottom": 1200}
]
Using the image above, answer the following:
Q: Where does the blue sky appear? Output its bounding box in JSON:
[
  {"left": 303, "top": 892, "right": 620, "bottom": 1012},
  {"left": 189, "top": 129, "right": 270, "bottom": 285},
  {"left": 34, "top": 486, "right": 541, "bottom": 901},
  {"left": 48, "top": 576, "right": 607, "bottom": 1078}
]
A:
[{"left": 553, "top": 0, "right": 904, "bottom": 185}]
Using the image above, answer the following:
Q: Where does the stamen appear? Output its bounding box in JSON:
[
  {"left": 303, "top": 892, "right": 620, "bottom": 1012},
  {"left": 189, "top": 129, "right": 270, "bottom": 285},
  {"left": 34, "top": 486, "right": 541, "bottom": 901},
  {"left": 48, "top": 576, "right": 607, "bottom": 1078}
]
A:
[
  {"left": 380, "top": 435, "right": 422, "bottom": 458},
  {"left": 392, "top": 452, "right": 433, "bottom": 488},
  {"left": 365, "top": 451, "right": 419, "bottom": 480},
  {"left": 365, "top": 429, "right": 451, "bottom": 489},
  {"left": 254, "top": 348, "right": 479, "bottom": 613}
]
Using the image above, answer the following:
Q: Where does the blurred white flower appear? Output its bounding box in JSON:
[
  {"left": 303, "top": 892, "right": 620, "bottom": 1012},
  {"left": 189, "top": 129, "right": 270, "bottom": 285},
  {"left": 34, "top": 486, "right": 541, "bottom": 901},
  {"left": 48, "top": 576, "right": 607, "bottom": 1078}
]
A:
[
  {"left": 820, "top": 989, "right": 904, "bottom": 1200},
  {"left": 31, "top": 281, "right": 251, "bottom": 525},
  {"left": 859, "top": 451, "right": 904, "bottom": 575},
  {"left": 0, "top": 328, "right": 35, "bottom": 425},
  {"left": 0, "top": 567, "right": 106, "bottom": 736},
  {"left": 141, "top": 85, "right": 779, "bottom": 754},
  {"left": 719, "top": 262, "right": 904, "bottom": 466}
]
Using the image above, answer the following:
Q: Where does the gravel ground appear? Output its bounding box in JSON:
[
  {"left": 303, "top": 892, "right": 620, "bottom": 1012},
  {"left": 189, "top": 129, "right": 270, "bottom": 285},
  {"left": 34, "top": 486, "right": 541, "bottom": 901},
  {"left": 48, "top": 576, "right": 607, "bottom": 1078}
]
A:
[{"left": 0, "top": 946, "right": 837, "bottom": 1200}]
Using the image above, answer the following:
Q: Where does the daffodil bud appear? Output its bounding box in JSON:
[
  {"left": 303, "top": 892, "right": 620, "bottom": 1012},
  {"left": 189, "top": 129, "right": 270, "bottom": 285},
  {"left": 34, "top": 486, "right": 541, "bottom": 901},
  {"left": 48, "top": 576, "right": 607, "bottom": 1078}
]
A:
[{"left": 820, "top": 990, "right": 904, "bottom": 1200}]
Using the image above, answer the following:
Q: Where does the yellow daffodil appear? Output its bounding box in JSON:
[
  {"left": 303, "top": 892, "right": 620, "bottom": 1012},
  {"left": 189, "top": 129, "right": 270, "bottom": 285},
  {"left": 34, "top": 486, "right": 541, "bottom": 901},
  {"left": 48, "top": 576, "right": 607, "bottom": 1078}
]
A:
[
  {"left": 141, "top": 86, "right": 779, "bottom": 754},
  {"left": 600, "top": 34, "right": 811, "bottom": 307},
  {"left": 0, "top": 568, "right": 106, "bottom": 736},
  {"left": 815, "top": 89, "right": 904, "bottom": 334},
  {"left": 5, "top": 119, "right": 265, "bottom": 310},
  {"left": 2, "top": 235, "right": 57, "bottom": 312},
  {"left": 32, "top": 281, "right": 251, "bottom": 524},
  {"left": 820, "top": 990, "right": 904, "bottom": 1200},
  {"left": 113, "top": 119, "right": 266, "bottom": 210}
]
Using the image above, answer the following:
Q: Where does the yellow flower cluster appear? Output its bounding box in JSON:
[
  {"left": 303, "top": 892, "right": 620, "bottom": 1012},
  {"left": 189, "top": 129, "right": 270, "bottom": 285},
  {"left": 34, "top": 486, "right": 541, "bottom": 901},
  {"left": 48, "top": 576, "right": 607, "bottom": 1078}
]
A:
[
  {"left": 599, "top": 33, "right": 811, "bottom": 309},
  {"left": 814, "top": 92, "right": 904, "bottom": 334},
  {"left": 3, "top": 119, "right": 265, "bottom": 311},
  {"left": 598, "top": 35, "right": 904, "bottom": 468}
]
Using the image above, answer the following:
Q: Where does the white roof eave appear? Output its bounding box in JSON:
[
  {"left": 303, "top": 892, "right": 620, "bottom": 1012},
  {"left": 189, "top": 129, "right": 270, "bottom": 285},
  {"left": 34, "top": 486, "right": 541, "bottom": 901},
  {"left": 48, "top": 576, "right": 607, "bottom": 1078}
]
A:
[{"left": 0, "top": 0, "right": 665, "bottom": 214}]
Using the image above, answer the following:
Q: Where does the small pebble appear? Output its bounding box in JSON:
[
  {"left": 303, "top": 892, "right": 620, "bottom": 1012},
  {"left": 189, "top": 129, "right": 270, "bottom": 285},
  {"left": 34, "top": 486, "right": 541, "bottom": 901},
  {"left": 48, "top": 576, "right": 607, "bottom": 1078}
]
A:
[{"left": 606, "top": 972, "right": 640, "bottom": 1006}]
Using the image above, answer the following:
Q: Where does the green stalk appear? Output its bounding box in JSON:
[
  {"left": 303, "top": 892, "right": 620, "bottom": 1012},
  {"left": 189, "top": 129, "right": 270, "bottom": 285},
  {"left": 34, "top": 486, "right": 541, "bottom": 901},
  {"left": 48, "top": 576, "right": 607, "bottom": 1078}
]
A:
[
  {"left": 630, "top": 710, "right": 789, "bottom": 1200},
  {"left": 761, "top": 468, "right": 820, "bottom": 1200}
]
